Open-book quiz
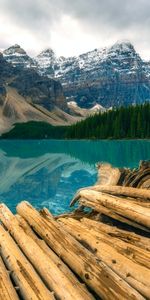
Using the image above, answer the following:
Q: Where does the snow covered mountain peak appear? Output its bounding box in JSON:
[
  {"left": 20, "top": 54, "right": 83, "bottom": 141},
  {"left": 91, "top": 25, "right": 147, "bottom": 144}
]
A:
[
  {"left": 37, "top": 48, "right": 55, "bottom": 59},
  {"left": 109, "top": 41, "right": 135, "bottom": 52},
  {"left": 2, "top": 41, "right": 150, "bottom": 108},
  {"left": 3, "top": 44, "right": 26, "bottom": 56},
  {"left": 90, "top": 103, "right": 105, "bottom": 111},
  {"left": 34, "top": 48, "right": 57, "bottom": 76},
  {"left": 3, "top": 44, "right": 34, "bottom": 68}
]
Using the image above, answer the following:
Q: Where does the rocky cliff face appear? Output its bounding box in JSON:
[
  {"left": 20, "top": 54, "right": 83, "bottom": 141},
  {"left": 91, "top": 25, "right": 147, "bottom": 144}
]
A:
[
  {"left": 3, "top": 42, "right": 150, "bottom": 108},
  {"left": 3, "top": 44, "right": 34, "bottom": 69},
  {"left": 4, "top": 42, "right": 150, "bottom": 108},
  {"left": 37, "top": 42, "right": 150, "bottom": 108},
  {"left": 0, "top": 51, "right": 67, "bottom": 111},
  {"left": 0, "top": 52, "right": 81, "bottom": 134}
]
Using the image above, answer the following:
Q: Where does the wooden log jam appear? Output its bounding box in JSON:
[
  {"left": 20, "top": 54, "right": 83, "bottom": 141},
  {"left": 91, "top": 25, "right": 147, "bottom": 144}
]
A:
[
  {"left": 81, "top": 218, "right": 150, "bottom": 251},
  {"left": 75, "top": 190, "right": 150, "bottom": 229},
  {"left": 0, "top": 256, "right": 19, "bottom": 300},
  {"left": 58, "top": 217, "right": 150, "bottom": 269},
  {"left": 123, "top": 166, "right": 150, "bottom": 188},
  {"left": 17, "top": 201, "right": 146, "bottom": 300},
  {"left": 0, "top": 225, "right": 54, "bottom": 300},
  {"left": 58, "top": 217, "right": 150, "bottom": 299},
  {"left": 16, "top": 214, "right": 95, "bottom": 300},
  {"left": 0, "top": 204, "right": 93, "bottom": 300},
  {"left": 96, "top": 161, "right": 150, "bottom": 188}
]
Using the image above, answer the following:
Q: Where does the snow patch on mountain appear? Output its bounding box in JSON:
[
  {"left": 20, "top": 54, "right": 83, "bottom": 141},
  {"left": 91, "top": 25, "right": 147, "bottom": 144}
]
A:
[{"left": 3, "top": 41, "right": 150, "bottom": 108}]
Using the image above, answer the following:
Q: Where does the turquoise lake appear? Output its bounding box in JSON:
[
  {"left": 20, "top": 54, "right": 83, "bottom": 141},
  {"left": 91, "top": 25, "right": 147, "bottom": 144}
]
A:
[{"left": 0, "top": 140, "right": 149, "bottom": 214}]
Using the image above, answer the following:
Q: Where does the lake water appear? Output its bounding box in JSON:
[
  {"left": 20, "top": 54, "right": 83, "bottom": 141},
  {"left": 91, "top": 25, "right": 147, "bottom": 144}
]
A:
[{"left": 0, "top": 140, "right": 149, "bottom": 214}]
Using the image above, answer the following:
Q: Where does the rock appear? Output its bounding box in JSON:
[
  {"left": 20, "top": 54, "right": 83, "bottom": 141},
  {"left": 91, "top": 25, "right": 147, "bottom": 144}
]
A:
[
  {"left": 5, "top": 41, "right": 150, "bottom": 108},
  {"left": 3, "top": 44, "right": 34, "bottom": 69}
]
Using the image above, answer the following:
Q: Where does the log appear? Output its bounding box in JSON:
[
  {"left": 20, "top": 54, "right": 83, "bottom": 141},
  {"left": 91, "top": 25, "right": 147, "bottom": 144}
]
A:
[
  {"left": 96, "top": 161, "right": 150, "bottom": 188},
  {"left": 76, "top": 190, "right": 150, "bottom": 229},
  {"left": 83, "top": 185, "right": 150, "bottom": 200},
  {"left": 79, "top": 197, "right": 150, "bottom": 232},
  {"left": 0, "top": 204, "right": 93, "bottom": 300},
  {"left": 140, "top": 178, "right": 150, "bottom": 189},
  {"left": 16, "top": 214, "right": 94, "bottom": 300},
  {"left": 58, "top": 218, "right": 150, "bottom": 269},
  {"left": 96, "top": 163, "right": 121, "bottom": 185},
  {"left": 0, "top": 256, "right": 19, "bottom": 300},
  {"left": 70, "top": 185, "right": 150, "bottom": 208},
  {"left": 58, "top": 217, "right": 150, "bottom": 299},
  {"left": 60, "top": 216, "right": 150, "bottom": 266},
  {"left": 81, "top": 218, "right": 150, "bottom": 251},
  {"left": 125, "top": 168, "right": 150, "bottom": 188},
  {"left": 17, "top": 201, "right": 145, "bottom": 300},
  {"left": 43, "top": 211, "right": 150, "bottom": 268},
  {"left": 0, "top": 225, "right": 54, "bottom": 300}
]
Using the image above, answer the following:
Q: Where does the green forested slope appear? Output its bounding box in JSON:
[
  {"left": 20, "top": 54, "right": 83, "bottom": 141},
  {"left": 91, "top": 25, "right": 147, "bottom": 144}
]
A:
[{"left": 1, "top": 103, "right": 150, "bottom": 139}]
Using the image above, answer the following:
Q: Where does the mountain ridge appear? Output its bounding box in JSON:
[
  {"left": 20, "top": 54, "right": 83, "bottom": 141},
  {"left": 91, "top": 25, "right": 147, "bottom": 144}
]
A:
[
  {"left": 0, "top": 51, "right": 85, "bottom": 134},
  {"left": 3, "top": 41, "right": 150, "bottom": 108}
]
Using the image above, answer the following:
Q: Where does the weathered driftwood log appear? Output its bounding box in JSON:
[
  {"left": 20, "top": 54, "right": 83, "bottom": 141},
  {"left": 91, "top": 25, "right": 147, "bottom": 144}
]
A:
[
  {"left": 81, "top": 218, "right": 150, "bottom": 251},
  {"left": 96, "top": 161, "right": 150, "bottom": 188},
  {"left": 58, "top": 217, "right": 150, "bottom": 268},
  {"left": 17, "top": 201, "right": 145, "bottom": 300},
  {"left": 74, "top": 190, "right": 150, "bottom": 229},
  {"left": 58, "top": 217, "right": 150, "bottom": 299},
  {"left": 0, "top": 204, "right": 93, "bottom": 300},
  {"left": 0, "top": 225, "right": 54, "bottom": 300},
  {"left": 123, "top": 164, "right": 150, "bottom": 188},
  {"left": 83, "top": 185, "right": 150, "bottom": 200},
  {"left": 16, "top": 214, "right": 94, "bottom": 300},
  {"left": 96, "top": 163, "right": 121, "bottom": 185},
  {"left": 0, "top": 256, "right": 19, "bottom": 300},
  {"left": 70, "top": 185, "right": 150, "bottom": 207},
  {"left": 77, "top": 196, "right": 150, "bottom": 232}
]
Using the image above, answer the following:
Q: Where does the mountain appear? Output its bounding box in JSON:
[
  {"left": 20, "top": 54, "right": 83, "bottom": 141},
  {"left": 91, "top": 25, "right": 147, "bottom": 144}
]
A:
[
  {"left": 3, "top": 44, "right": 34, "bottom": 69},
  {"left": 67, "top": 101, "right": 106, "bottom": 117},
  {"left": 35, "top": 42, "right": 150, "bottom": 108},
  {"left": 34, "top": 48, "right": 57, "bottom": 77},
  {"left": 4, "top": 42, "right": 150, "bottom": 108},
  {"left": 0, "top": 52, "right": 80, "bottom": 134}
]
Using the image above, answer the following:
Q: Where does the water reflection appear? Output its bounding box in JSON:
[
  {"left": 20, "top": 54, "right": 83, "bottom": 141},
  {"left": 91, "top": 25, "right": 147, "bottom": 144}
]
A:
[{"left": 0, "top": 140, "right": 149, "bottom": 214}]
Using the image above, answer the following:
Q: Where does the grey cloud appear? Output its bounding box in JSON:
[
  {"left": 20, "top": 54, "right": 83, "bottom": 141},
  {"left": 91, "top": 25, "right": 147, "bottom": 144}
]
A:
[
  {"left": 1, "top": 0, "right": 150, "bottom": 30},
  {"left": 0, "top": 0, "right": 150, "bottom": 57}
]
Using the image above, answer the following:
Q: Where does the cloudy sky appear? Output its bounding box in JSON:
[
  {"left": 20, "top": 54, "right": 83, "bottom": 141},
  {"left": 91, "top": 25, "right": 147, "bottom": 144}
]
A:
[{"left": 0, "top": 0, "right": 150, "bottom": 59}]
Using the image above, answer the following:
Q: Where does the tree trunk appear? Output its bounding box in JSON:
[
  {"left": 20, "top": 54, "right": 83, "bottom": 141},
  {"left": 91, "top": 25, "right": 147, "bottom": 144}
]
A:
[
  {"left": 58, "top": 217, "right": 150, "bottom": 298},
  {"left": 16, "top": 214, "right": 94, "bottom": 300},
  {"left": 0, "top": 204, "right": 93, "bottom": 300},
  {"left": 58, "top": 218, "right": 150, "bottom": 269},
  {"left": 0, "top": 225, "right": 54, "bottom": 300},
  {"left": 77, "top": 190, "right": 150, "bottom": 229},
  {"left": 79, "top": 197, "right": 150, "bottom": 232},
  {"left": 81, "top": 218, "right": 150, "bottom": 251},
  {"left": 17, "top": 201, "right": 145, "bottom": 300},
  {"left": 96, "top": 163, "right": 121, "bottom": 185},
  {"left": 85, "top": 185, "right": 150, "bottom": 200},
  {"left": 0, "top": 256, "right": 19, "bottom": 300}
]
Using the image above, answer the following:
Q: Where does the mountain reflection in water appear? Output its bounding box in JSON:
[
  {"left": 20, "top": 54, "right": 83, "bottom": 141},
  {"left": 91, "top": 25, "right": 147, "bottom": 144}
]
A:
[{"left": 0, "top": 140, "right": 149, "bottom": 214}]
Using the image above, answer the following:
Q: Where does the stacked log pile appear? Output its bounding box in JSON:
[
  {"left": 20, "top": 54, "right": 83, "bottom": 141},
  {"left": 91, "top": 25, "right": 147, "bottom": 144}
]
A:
[{"left": 0, "top": 161, "right": 150, "bottom": 300}]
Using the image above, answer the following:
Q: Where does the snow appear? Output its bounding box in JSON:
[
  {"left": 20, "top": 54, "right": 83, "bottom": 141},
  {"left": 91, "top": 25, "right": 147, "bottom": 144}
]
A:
[
  {"left": 67, "top": 101, "right": 78, "bottom": 107},
  {"left": 90, "top": 104, "right": 105, "bottom": 112},
  {"left": 3, "top": 41, "right": 149, "bottom": 105}
]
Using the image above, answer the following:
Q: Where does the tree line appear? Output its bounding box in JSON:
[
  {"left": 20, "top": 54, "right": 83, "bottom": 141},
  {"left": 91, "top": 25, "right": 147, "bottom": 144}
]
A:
[
  {"left": 1, "top": 102, "right": 150, "bottom": 139},
  {"left": 66, "top": 102, "right": 150, "bottom": 139}
]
